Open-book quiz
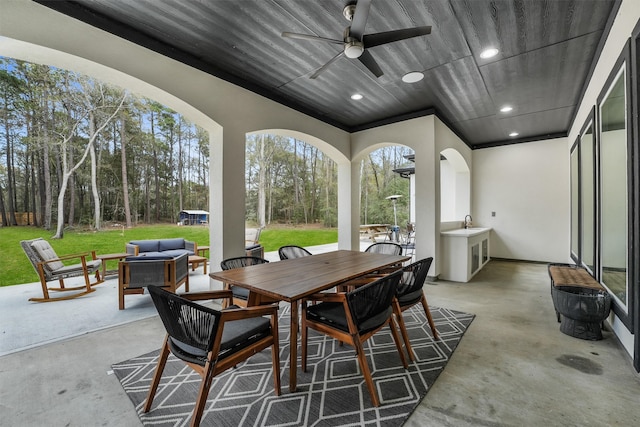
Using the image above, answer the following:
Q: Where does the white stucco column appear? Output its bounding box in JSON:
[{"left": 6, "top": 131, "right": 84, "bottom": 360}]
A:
[
  {"left": 209, "top": 125, "right": 247, "bottom": 282},
  {"left": 336, "top": 161, "right": 356, "bottom": 250},
  {"left": 412, "top": 116, "right": 439, "bottom": 276}
]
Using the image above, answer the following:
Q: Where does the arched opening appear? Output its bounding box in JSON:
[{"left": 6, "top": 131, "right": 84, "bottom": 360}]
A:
[
  {"left": 245, "top": 130, "right": 345, "bottom": 229},
  {"left": 354, "top": 143, "right": 413, "bottom": 245},
  {"left": 440, "top": 148, "right": 470, "bottom": 223}
]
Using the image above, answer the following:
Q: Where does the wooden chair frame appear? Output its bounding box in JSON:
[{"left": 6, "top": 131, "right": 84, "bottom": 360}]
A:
[
  {"left": 301, "top": 271, "right": 407, "bottom": 407},
  {"left": 220, "top": 256, "right": 270, "bottom": 308},
  {"left": 144, "top": 288, "right": 280, "bottom": 427},
  {"left": 21, "top": 238, "right": 103, "bottom": 302},
  {"left": 393, "top": 257, "right": 439, "bottom": 361}
]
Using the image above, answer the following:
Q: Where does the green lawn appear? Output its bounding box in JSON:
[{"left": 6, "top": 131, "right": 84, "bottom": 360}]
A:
[{"left": 0, "top": 225, "right": 337, "bottom": 287}]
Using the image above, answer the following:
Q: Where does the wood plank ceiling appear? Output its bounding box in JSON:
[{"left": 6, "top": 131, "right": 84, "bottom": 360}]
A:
[{"left": 35, "top": 0, "right": 618, "bottom": 148}]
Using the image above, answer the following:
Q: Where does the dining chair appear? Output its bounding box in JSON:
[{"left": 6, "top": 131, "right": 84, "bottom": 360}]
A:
[
  {"left": 335, "top": 241, "right": 404, "bottom": 292},
  {"left": 364, "top": 241, "right": 404, "bottom": 275},
  {"left": 365, "top": 241, "right": 403, "bottom": 255},
  {"left": 278, "top": 245, "right": 312, "bottom": 260},
  {"left": 394, "top": 257, "right": 438, "bottom": 361},
  {"left": 399, "top": 222, "right": 416, "bottom": 260},
  {"left": 220, "top": 256, "right": 270, "bottom": 307},
  {"left": 301, "top": 270, "right": 407, "bottom": 407},
  {"left": 144, "top": 286, "right": 281, "bottom": 427},
  {"left": 20, "top": 238, "right": 103, "bottom": 302}
]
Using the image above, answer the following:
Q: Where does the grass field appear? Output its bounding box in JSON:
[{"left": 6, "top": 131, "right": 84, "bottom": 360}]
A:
[{"left": 0, "top": 224, "right": 337, "bottom": 287}]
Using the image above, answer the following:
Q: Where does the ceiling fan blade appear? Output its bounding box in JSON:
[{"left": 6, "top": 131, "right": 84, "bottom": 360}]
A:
[
  {"left": 310, "top": 51, "right": 345, "bottom": 79},
  {"left": 363, "top": 26, "right": 432, "bottom": 48},
  {"left": 358, "top": 50, "right": 383, "bottom": 78},
  {"left": 349, "top": 0, "right": 372, "bottom": 40},
  {"left": 281, "top": 32, "right": 343, "bottom": 44}
]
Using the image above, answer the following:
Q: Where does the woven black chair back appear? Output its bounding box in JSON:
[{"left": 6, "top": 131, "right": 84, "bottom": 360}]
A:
[
  {"left": 148, "top": 286, "right": 221, "bottom": 356},
  {"left": 365, "top": 242, "right": 403, "bottom": 256},
  {"left": 278, "top": 245, "right": 312, "bottom": 260},
  {"left": 397, "top": 257, "right": 433, "bottom": 297},
  {"left": 221, "top": 256, "right": 269, "bottom": 270},
  {"left": 347, "top": 270, "right": 402, "bottom": 333}
]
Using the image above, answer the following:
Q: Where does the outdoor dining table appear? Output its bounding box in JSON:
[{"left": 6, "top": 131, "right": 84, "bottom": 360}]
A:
[{"left": 209, "top": 249, "right": 410, "bottom": 392}]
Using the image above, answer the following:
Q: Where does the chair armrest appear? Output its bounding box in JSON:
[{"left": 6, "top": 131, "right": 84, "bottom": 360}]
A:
[
  {"left": 180, "top": 290, "right": 233, "bottom": 301},
  {"left": 125, "top": 243, "right": 138, "bottom": 255},
  {"left": 221, "top": 303, "right": 279, "bottom": 321},
  {"left": 304, "top": 292, "right": 346, "bottom": 303},
  {"left": 338, "top": 274, "right": 384, "bottom": 287},
  {"left": 39, "top": 252, "right": 92, "bottom": 265},
  {"left": 185, "top": 240, "right": 197, "bottom": 253}
]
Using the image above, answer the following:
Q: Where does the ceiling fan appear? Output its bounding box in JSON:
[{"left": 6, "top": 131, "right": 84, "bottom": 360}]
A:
[{"left": 281, "top": 0, "right": 431, "bottom": 79}]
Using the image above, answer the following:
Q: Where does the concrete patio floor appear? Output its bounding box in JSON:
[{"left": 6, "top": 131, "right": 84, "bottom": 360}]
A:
[{"left": 1, "top": 245, "right": 639, "bottom": 426}]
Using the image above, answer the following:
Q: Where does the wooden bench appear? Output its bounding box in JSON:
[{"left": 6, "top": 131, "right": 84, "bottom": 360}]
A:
[
  {"left": 359, "top": 224, "right": 390, "bottom": 242},
  {"left": 548, "top": 264, "right": 605, "bottom": 291},
  {"left": 547, "top": 263, "right": 611, "bottom": 340}
]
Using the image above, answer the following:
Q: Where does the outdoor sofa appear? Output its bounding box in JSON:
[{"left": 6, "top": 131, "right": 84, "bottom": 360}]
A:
[
  {"left": 125, "top": 238, "right": 197, "bottom": 258},
  {"left": 118, "top": 238, "right": 195, "bottom": 309}
]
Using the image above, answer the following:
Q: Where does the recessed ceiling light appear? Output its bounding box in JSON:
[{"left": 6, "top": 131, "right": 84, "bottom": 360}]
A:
[
  {"left": 351, "top": 93, "right": 363, "bottom": 100},
  {"left": 480, "top": 48, "right": 499, "bottom": 59},
  {"left": 500, "top": 106, "right": 513, "bottom": 113},
  {"left": 509, "top": 132, "right": 519, "bottom": 137},
  {"left": 402, "top": 71, "right": 424, "bottom": 83}
]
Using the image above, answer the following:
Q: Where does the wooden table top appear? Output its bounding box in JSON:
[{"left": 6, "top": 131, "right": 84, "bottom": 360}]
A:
[{"left": 209, "top": 250, "right": 409, "bottom": 302}]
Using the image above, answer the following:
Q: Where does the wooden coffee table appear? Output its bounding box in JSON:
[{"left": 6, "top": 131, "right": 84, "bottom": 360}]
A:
[
  {"left": 188, "top": 255, "right": 208, "bottom": 274},
  {"left": 96, "top": 252, "right": 129, "bottom": 279},
  {"left": 197, "top": 245, "right": 209, "bottom": 257}
]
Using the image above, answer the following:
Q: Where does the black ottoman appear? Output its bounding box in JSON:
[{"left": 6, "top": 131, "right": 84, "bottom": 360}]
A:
[{"left": 551, "top": 285, "right": 612, "bottom": 340}]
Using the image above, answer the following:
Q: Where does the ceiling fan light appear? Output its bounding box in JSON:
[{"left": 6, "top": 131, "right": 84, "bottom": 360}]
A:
[
  {"left": 344, "top": 41, "right": 364, "bottom": 58},
  {"left": 480, "top": 47, "right": 499, "bottom": 59},
  {"left": 402, "top": 71, "right": 424, "bottom": 83}
]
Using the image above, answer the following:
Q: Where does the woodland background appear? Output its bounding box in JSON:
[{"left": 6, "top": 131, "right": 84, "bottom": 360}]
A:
[{"left": 0, "top": 57, "right": 413, "bottom": 237}]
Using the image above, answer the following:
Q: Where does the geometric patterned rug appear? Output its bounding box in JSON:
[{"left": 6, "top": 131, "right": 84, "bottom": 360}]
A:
[{"left": 112, "top": 304, "right": 474, "bottom": 426}]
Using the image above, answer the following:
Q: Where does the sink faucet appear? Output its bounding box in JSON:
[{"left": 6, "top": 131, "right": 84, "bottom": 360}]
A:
[{"left": 464, "top": 214, "right": 473, "bottom": 229}]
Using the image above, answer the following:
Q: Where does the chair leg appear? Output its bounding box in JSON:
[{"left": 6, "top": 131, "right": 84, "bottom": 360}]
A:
[
  {"left": 353, "top": 338, "right": 380, "bottom": 407},
  {"left": 222, "top": 284, "right": 231, "bottom": 309},
  {"left": 271, "top": 326, "right": 282, "bottom": 396},
  {"left": 29, "top": 276, "right": 96, "bottom": 302},
  {"left": 301, "top": 311, "right": 308, "bottom": 373},
  {"left": 388, "top": 317, "right": 408, "bottom": 369},
  {"left": 144, "top": 338, "right": 171, "bottom": 413},
  {"left": 393, "top": 300, "right": 415, "bottom": 362},
  {"left": 191, "top": 360, "right": 217, "bottom": 427},
  {"left": 420, "top": 294, "right": 439, "bottom": 340}
]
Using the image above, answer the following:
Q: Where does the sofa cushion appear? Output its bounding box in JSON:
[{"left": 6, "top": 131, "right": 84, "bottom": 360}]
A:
[
  {"left": 158, "top": 238, "right": 186, "bottom": 252},
  {"left": 125, "top": 254, "right": 173, "bottom": 261},
  {"left": 30, "top": 239, "right": 64, "bottom": 272},
  {"left": 161, "top": 249, "right": 191, "bottom": 258},
  {"left": 129, "top": 240, "right": 160, "bottom": 253}
]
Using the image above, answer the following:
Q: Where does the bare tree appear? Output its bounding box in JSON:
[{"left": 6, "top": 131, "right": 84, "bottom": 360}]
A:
[
  {"left": 120, "top": 110, "right": 132, "bottom": 227},
  {"left": 52, "top": 91, "right": 126, "bottom": 238}
]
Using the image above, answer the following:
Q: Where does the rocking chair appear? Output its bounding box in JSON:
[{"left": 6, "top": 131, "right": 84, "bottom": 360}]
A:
[{"left": 20, "top": 238, "right": 103, "bottom": 302}]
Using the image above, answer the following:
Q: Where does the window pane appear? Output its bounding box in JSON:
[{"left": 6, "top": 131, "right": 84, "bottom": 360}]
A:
[{"left": 600, "top": 67, "right": 628, "bottom": 307}]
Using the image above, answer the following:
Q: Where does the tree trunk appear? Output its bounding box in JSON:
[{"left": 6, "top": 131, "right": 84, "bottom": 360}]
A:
[
  {"left": 0, "top": 182, "right": 7, "bottom": 226},
  {"left": 177, "top": 119, "right": 183, "bottom": 212},
  {"left": 258, "top": 134, "right": 267, "bottom": 228},
  {"left": 89, "top": 111, "right": 101, "bottom": 230},
  {"left": 120, "top": 111, "right": 132, "bottom": 228},
  {"left": 150, "top": 112, "right": 160, "bottom": 222},
  {"left": 42, "top": 96, "right": 52, "bottom": 230}
]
